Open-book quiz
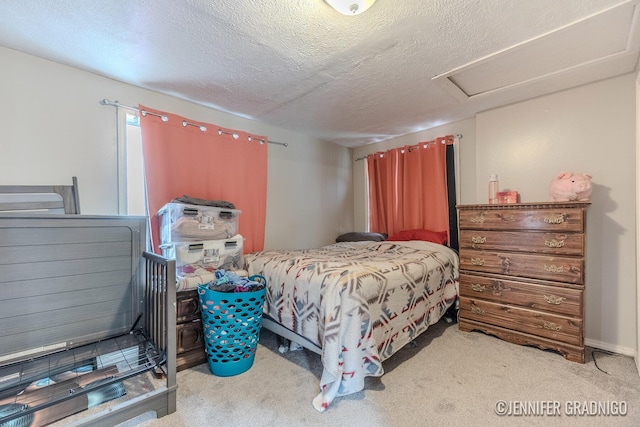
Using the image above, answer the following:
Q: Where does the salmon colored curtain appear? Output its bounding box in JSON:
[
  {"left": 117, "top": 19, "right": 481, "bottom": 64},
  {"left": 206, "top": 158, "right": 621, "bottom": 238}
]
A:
[
  {"left": 139, "top": 105, "right": 268, "bottom": 254},
  {"left": 367, "top": 135, "right": 451, "bottom": 238}
]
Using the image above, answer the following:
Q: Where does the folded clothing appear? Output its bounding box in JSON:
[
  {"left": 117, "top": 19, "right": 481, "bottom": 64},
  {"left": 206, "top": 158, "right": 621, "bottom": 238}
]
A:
[
  {"left": 172, "top": 216, "right": 235, "bottom": 241},
  {"left": 177, "top": 269, "right": 249, "bottom": 291},
  {"left": 206, "top": 269, "right": 265, "bottom": 293},
  {"left": 172, "top": 195, "right": 235, "bottom": 209}
]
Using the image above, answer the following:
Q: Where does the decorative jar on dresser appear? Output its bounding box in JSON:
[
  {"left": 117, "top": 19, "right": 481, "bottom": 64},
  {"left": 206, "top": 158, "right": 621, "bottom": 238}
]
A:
[{"left": 456, "top": 201, "right": 590, "bottom": 363}]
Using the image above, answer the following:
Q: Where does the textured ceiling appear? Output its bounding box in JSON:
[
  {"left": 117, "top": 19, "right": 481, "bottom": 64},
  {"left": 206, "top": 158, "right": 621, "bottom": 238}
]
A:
[{"left": 0, "top": 0, "right": 638, "bottom": 147}]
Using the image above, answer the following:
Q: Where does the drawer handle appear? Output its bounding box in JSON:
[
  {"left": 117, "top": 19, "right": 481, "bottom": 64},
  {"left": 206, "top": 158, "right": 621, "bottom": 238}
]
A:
[
  {"left": 469, "top": 214, "right": 485, "bottom": 223},
  {"left": 491, "top": 281, "right": 511, "bottom": 296},
  {"left": 544, "top": 264, "right": 564, "bottom": 273},
  {"left": 544, "top": 214, "right": 565, "bottom": 224},
  {"left": 186, "top": 299, "right": 199, "bottom": 314},
  {"left": 471, "top": 283, "right": 486, "bottom": 292},
  {"left": 498, "top": 213, "right": 515, "bottom": 222},
  {"left": 471, "top": 306, "right": 485, "bottom": 315},
  {"left": 470, "top": 258, "right": 485, "bottom": 266},
  {"left": 499, "top": 256, "right": 512, "bottom": 274},
  {"left": 543, "top": 322, "right": 562, "bottom": 331},
  {"left": 545, "top": 239, "right": 565, "bottom": 248},
  {"left": 544, "top": 295, "right": 566, "bottom": 305},
  {"left": 471, "top": 236, "right": 486, "bottom": 244}
]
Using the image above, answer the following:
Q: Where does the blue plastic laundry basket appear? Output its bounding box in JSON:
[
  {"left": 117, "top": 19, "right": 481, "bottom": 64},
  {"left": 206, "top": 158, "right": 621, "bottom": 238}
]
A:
[{"left": 198, "top": 280, "right": 266, "bottom": 377}]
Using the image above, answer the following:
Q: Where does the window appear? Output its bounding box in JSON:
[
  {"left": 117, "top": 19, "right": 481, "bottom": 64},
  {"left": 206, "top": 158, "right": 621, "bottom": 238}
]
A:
[{"left": 121, "top": 113, "right": 146, "bottom": 216}]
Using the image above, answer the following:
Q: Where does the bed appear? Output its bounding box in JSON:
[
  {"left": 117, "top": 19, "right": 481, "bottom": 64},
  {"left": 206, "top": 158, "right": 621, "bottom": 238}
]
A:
[{"left": 244, "top": 236, "right": 459, "bottom": 411}]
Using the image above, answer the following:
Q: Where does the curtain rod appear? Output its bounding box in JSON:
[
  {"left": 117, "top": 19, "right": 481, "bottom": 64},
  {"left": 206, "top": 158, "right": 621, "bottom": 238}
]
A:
[
  {"left": 354, "top": 134, "right": 463, "bottom": 162},
  {"left": 100, "top": 99, "right": 288, "bottom": 147}
]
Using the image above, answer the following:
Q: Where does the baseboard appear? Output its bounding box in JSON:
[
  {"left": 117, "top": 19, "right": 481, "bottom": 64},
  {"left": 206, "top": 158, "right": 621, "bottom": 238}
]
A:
[{"left": 585, "top": 338, "right": 636, "bottom": 359}]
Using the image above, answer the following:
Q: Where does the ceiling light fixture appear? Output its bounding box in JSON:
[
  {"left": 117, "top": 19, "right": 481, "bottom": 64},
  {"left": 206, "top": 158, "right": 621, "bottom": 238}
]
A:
[{"left": 324, "top": 0, "right": 376, "bottom": 16}]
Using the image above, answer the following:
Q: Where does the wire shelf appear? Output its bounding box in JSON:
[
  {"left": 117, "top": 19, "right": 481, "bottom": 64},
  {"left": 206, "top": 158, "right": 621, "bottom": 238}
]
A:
[{"left": 0, "top": 330, "right": 165, "bottom": 427}]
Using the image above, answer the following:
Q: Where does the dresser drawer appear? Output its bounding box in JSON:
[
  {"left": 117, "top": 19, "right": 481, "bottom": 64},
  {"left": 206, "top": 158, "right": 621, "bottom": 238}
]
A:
[
  {"left": 459, "top": 249, "right": 583, "bottom": 284},
  {"left": 459, "top": 297, "right": 583, "bottom": 346},
  {"left": 458, "top": 207, "right": 585, "bottom": 232},
  {"left": 177, "top": 289, "right": 201, "bottom": 322},
  {"left": 459, "top": 229, "right": 584, "bottom": 256},
  {"left": 177, "top": 320, "right": 204, "bottom": 353},
  {"left": 460, "top": 273, "right": 583, "bottom": 317}
]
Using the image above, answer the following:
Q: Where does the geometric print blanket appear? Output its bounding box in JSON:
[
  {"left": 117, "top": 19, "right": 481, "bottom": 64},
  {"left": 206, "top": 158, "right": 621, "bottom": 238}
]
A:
[{"left": 244, "top": 240, "right": 459, "bottom": 411}]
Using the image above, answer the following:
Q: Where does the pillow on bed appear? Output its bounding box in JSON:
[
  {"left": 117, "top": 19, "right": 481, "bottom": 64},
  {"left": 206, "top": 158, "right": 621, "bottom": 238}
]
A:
[
  {"left": 335, "top": 232, "right": 387, "bottom": 243},
  {"left": 387, "top": 229, "right": 448, "bottom": 245}
]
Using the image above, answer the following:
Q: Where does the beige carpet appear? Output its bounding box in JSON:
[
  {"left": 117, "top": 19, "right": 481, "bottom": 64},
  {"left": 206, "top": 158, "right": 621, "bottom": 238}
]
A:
[{"left": 124, "top": 320, "right": 640, "bottom": 427}]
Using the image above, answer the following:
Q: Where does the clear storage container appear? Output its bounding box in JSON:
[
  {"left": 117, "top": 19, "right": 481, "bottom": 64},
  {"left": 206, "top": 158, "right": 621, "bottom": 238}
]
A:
[
  {"left": 158, "top": 202, "right": 241, "bottom": 245},
  {"left": 160, "top": 234, "right": 244, "bottom": 279}
]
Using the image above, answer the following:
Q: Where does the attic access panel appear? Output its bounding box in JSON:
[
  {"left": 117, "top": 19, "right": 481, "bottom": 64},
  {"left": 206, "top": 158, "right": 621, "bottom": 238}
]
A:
[{"left": 433, "top": 1, "right": 640, "bottom": 102}]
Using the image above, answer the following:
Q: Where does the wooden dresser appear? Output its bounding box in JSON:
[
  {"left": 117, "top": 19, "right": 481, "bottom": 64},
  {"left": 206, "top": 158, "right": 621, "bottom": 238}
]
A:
[
  {"left": 176, "top": 289, "right": 207, "bottom": 371},
  {"left": 457, "top": 201, "right": 589, "bottom": 363}
]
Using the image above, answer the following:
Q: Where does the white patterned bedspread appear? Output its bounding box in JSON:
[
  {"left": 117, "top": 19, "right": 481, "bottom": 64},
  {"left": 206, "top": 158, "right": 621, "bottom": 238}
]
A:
[{"left": 244, "top": 240, "right": 459, "bottom": 411}]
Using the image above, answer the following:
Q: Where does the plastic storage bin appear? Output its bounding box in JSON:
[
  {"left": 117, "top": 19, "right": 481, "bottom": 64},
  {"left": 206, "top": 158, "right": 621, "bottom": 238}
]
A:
[
  {"left": 198, "top": 282, "right": 266, "bottom": 376},
  {"left": 158, "top": 202, "right": 241, "bottom": 244},
  {"left": 160, "top": 235, "right": 244, "bottom": 278}
]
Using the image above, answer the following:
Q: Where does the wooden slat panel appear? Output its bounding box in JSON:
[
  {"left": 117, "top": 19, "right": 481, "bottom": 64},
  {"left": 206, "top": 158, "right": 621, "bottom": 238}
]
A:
[
  {"left": 0, "top": 227, "right": 130, "bottom": 247},
  {"left": 0, "top": 200, "right": 65, "bottom": 211},
  {"left": 0, "top": 178, "right": 80, "bottom": 214},
  {"left": 458, "top": 229, "right": 584, "bottom": 256},
  {"left": 0, "top": 215, "right": 146, "bottom": 362},
  {"left": 0, "top": 241, "right": 131, "bottom": 264},
  {"left": 1, "top": 270, "right": 132, "bottom": 299},
  {"left": 0, "top": 256, "right": 132, "bottom": 283},
  {"left": 0, "top": 284, "right": 132, "bottom": 319},
  {"left": 0, "top": 185, "right": 69, "bottom": 194},
  {"left": 1, "top": 301, "right": 131, "bottom": 336}
]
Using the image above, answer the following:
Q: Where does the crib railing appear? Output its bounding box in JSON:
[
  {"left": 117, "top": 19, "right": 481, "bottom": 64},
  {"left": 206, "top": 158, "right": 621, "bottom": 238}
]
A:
[{"left": 142, "top": 251, "right": 177, "bottom": 383}]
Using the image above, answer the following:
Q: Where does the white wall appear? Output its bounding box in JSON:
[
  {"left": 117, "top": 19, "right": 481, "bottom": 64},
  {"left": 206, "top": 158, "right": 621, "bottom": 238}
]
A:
[
  {"left": 265, "top": 128, "right": 353, "bottom": 250},
  {"left": 0, "top": 46, "right": 352, "bottom": 250},
  {"left": 636, "top": 69, "right": 640, "bottom": 373},
  {"left": 476, "top": 74, "right": 637, "bottom": 355}
]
